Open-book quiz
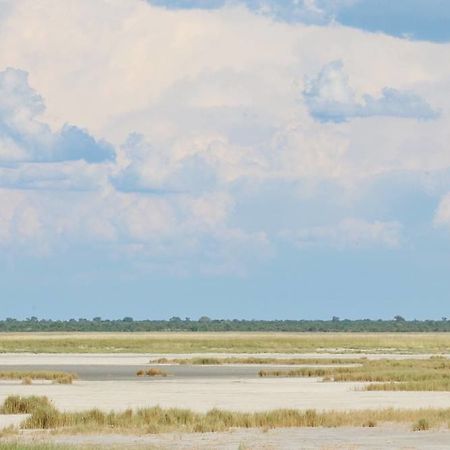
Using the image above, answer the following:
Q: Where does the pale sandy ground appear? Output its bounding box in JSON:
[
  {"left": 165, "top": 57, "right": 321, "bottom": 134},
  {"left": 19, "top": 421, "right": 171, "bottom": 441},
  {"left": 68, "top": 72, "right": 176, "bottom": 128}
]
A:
[
  {"left": 8, "top": 427, "right": 450, "bottom": 449},
  {"left": 1, "top": 354, "right": 450, "bottom": 414},
  {"left": 0, "top": 414, "right": 29, "bottom": 428},
  {"left": 2, "top": 378, "right": 450, "bottom": 414},
  {"left": 2, "top": 354, "right": 450, "bottom": 448}
]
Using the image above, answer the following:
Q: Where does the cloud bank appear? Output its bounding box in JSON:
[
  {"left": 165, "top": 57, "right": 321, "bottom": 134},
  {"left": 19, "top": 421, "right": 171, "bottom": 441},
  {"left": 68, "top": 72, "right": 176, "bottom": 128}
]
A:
[
  {"left": 0, "top": 68, "right": 115, "bottom": 164},
  {"left": 0, "top": 0, "right": 449, "bottom": 274}
]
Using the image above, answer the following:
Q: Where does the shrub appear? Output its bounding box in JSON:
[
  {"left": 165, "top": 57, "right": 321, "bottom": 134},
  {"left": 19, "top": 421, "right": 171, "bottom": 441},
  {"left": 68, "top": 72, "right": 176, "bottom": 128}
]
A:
[
  {"left": 412, "top": 418, "right": 430, "bottom": 431},
  {"left": 363, "top": 420, "right": 377, "bottom": 427},
  {"left": 23, "top": 404, "right": 60, "bottom": 429},
  {"left": 145, "top": 368, "right": 168, "bottom": 377},
  {"left": 1, "top": 396, "right": 52, "bottom": 414}
]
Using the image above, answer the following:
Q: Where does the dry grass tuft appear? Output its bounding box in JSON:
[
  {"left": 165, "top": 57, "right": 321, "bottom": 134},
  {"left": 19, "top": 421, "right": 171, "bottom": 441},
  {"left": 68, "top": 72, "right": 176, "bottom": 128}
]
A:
[
  {"left": 412, "top": 418, "right": 430, "bottom": 431},
  {"left": 136, "top": 368, "right": 168, "bottom": 377},
  {"left": 1, "top": 395, "right": 53, "bottom": 414},
  {"left": 0, "top": 371, "right": 77, "bottom": 384}
]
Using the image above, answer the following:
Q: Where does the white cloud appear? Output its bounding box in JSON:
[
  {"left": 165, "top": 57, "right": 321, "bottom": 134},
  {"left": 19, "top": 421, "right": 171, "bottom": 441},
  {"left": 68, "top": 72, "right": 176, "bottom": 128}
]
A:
[
  {"left": 0, "top": 0, "right": 449, "bottom": 271},
  {"left": 0, "top": 68, "right": 115, "bottom": 164},
  {"left": 434, "top": 193, "right": 450, "bottom": 229},
  {"left": 283, "top": 218, "right": 402, "bottom": 249},
  {"left": 303, "top": 60, "right": 439, "bottom": 122}
]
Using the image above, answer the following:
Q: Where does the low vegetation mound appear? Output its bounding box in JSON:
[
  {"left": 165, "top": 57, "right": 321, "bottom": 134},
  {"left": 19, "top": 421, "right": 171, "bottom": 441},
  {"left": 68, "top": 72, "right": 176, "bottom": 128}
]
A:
[
  {"left": 1, "top": 396, "right": 447, "bottom": 433},
  {"left": 136, "top": 368, "right": 168, "bottom": 377}
]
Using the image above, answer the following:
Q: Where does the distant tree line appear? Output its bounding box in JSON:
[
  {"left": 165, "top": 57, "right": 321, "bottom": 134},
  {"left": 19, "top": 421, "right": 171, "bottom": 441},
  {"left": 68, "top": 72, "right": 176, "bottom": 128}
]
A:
[{"left": 0, "top": 315, "right": 450, "bottom": 332}]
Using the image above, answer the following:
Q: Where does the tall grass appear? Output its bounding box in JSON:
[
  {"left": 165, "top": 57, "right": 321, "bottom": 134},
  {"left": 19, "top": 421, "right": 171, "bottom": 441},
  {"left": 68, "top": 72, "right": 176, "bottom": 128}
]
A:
[
  {"left": 1, "top": 332, "right": 450, "bottom": 354},
  {"left": 1, "top": 395, "right": 52, "bottom": 414},
  {"left": 258, "top": 357, "right": 450, "bottom": 391},
  {"left": 3, "top": 396, "right": 450, "bottom": 432}
]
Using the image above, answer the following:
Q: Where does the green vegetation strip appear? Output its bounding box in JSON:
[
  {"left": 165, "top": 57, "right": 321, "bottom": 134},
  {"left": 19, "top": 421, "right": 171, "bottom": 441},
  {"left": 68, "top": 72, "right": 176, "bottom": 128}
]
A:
[
  {"left": 1, "top": 332, "right": 450, "bottom": 353},
  {"left": 0, "top": 396, "right": 448, "bottom": 433},
  {"left": 2, "top": 317, "right": 450, "bottom": 333},
  {"left": 0, "top": 372, "right": 77, "bottom": 384},
  {"left": 258, "top": 356, "right": 450, "bottom": 391},
  {"left": 152, "top": 357, "right": 365, "bottom": 365}
]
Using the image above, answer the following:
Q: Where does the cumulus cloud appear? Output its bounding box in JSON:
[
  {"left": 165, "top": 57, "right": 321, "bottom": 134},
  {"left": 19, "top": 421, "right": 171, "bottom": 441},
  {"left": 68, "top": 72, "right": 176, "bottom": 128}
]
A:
[
  {"left": 0, "top": 186, "right": 269, "bottom": 273},
  {"left": 112, "top": 133, "right": 221, "bottom": 194},
  {"left": 0, "top": 68, "right": 115, "bottom": 164},
  {"left": 434, "top": 193, "right": 450, "bottom": 229},
  {"left": 0, "top": 161, "right": 109, "bottom": 191},
  {"left": 303, "top": 61, "right": 439, "bottom": 122},
  {"left": 0, "top": 0, "right": 450, "bottom": 273}
]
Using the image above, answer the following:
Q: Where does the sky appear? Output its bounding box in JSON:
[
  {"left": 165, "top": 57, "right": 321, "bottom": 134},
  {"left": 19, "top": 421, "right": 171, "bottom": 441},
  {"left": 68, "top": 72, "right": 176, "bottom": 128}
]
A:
[{"left": 1, "top": 0, "right": 450, "bottom": 320}]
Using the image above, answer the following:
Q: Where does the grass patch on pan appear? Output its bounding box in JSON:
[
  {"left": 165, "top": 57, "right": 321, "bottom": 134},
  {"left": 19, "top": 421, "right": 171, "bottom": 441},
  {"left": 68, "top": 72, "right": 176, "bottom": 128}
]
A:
[
  {"left": 258, "top": 356, "right": 450, "bottom": 391},
  {"left": 1, "top": 395, "right": 53, "bottom": 414},
  {"left": 136, "top": 368, "right": 168, "bottom": 377},
  {"left": 0, "top": 371, "right": 77, "bottom": 384},
  {"left": 152, "top": 357, "right": 365, "bottom": 365},
  {"left": 2, "top": 396, "right": 450, "bottom": 433}
]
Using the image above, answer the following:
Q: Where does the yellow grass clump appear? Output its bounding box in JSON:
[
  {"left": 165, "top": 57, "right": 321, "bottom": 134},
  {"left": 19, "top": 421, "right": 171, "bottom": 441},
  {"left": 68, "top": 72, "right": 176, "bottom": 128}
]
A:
[
  {"left": 3, "top": 396, "right": 450, "bottom": 433},
  {"left": 0, "top": 371, "right": 77, "bottom": 384}
]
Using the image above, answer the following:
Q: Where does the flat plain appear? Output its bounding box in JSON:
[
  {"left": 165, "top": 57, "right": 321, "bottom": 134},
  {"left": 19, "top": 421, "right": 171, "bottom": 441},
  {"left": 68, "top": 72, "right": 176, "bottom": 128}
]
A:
[{"left": 1, "top": 332, "right": 450, "bottom": 449}]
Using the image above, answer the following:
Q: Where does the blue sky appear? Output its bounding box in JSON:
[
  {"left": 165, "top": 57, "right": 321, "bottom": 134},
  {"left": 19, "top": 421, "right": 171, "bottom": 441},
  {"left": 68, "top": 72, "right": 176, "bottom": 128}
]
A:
[
  {"left": 149, "top": 0, "right": 450, "bottom": 42},
  {"left": 0, "top": 0, "right": 450, "bottom": 319}
]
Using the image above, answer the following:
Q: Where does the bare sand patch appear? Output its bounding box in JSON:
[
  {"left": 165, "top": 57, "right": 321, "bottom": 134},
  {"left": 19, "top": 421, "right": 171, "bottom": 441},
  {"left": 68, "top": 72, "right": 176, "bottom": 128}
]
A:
[
  {"left": 1, "top": 378, "right": 450, "bottom": 413},
  {"left": 8, "top": 427, "right": 450, "bottom": 449},
  {"left": 0, "top": 414, "right": 28, "bottom": 429}
]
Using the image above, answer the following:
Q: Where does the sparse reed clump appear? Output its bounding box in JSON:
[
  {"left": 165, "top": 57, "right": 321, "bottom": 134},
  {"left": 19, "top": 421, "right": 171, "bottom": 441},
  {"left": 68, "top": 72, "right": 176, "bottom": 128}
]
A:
[
  {"left": 1, "top": 395, "right": 53, "bottom": 414},
  {"left": 412, "top": 418, "right": 430, "bottom": 431}
]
